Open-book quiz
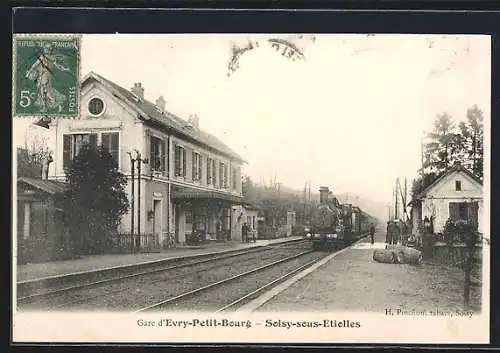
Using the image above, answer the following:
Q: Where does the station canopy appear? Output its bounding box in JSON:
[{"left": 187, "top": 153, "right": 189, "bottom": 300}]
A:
[{"left": 171, "top": 186, "right": 246, "bottom": 206}]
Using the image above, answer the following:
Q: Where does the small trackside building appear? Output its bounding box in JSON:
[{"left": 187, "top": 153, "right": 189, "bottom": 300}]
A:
[
  {"left": 17, "top": 177, "right": 69, "bottom": 263},
  {"left": 408, "top": 162, "right": 484, "bottom": 239},
  {"left": 42, "top": 71, "right": 246, "bottom": 247}
]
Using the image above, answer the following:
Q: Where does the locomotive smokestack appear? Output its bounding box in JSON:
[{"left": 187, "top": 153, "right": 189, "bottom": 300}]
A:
[{"left": 319, "top": 186, "right": 330, "bottom": 204}]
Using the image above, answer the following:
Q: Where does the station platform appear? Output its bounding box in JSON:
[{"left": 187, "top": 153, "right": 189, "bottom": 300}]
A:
[
  {"left": 256, "top": 232, "right": 483, "bottom": 314},
  {"left": 16, "top": 236, "right": 304, "bottom": 283}
]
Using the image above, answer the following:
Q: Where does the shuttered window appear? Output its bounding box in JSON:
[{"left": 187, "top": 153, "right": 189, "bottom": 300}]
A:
[
  {"left": 232, "top": 168, "right": 238, "bottom": 190},
  {"left": 150, "top": 136, "right": 165, "bottom": 172},
  {"left": 175, "top": 145, "right": 186, "bottom": 177},
  {"left": 224, "top": 164, "right": 228, "bottom": 188},
  {"left": 102, "top": 132, "right": 120, "bottom": 167},
  {"left": 207, "top": 157, "right": 213, "bottom": 184},
  {"left": 192, "top": 152, "right": 201, "bottom": 181},
  {"left": 449, "top": 203, "right": 459, "bottom": 220},
  {"left": 63, "top": 135, "right": 71, "bottom": 169},
  {"left": 63, "top": 133, "right": 97, "bottom": 169},
  {"left": 449, "top": 202, "right": 473, "bottom": 221},
  {"left": 219, "top": 162, "right": 224, "bottom": 188},
  {"left": 212, "top": 159, "right": 216, "bottom": 186}
]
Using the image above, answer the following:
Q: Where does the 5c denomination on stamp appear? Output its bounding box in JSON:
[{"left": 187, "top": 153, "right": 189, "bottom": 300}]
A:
[{"left": 13, "top": 34, "right": 81, "bottom": 117}]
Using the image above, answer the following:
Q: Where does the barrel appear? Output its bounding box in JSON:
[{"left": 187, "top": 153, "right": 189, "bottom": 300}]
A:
[
  {"left": 373, "top": 249, "right": 397, "bottom": 264},
  {"left": 386, "top": 244, "right": 422, "bottom": 265}
]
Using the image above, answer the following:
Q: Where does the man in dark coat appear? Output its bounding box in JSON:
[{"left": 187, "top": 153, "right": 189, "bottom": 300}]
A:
[
  {"left": 393, "top": 221, "right": 401, "bottom": 245},
  {"left": 369, "top": 224, "right": 375, "bottom": 244},
  {"left": 386, "top": 221, "right": 392, "bottom": 244},
  {"left": 242, "top": 222, "right": 248, "bottom": 243}
]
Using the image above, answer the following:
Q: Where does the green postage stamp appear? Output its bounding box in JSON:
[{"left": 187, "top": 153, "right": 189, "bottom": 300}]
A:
[{"left": 13, "top": 34, "right": 81, "bottom": 117}]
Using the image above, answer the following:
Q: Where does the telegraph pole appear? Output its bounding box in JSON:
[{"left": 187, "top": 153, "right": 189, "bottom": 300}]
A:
[
  {"left": 394, "top": 180, "right": 399, "bottom": 220},
  {"left": 404, "top": 178, "right": 408, "bottom": 221},
  {"left": 420, "top": 134, "right": 425, "bottom": 193}
]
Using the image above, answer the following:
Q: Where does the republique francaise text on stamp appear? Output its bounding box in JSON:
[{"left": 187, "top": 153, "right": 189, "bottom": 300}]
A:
[{"left": 13, "top": 34, "right": 81, "bottom": 118}]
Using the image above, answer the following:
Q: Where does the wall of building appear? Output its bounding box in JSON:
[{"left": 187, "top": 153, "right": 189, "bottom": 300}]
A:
[
  {"left": 47, "top": 81, "right": 144, "bottom": 180},
  {"left": 169, "top": 135, "right": 242, "bottom": 196},
  {"left": 422, "top": 198, "right": 484, "bottom": 234},
  {"left": 45, "top": 78, "right": 244, "bottom": 246},
  {"left": 421, "top": 170, "right": 484, "bottom": 235},
  {"left": 428, "top": 170, "right": 483, "bottom": 199}
]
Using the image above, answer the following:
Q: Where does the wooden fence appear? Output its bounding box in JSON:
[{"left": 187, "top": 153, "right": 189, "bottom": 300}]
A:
[{"left": 431, "top": 242, "right": 483, "bottom": 282}]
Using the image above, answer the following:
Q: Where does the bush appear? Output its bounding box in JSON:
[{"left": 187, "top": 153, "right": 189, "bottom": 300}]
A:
[
  {"left": 443, "top": 218, "right": 479, "bottom": 246},
  {"left": 63, "top": 143, "right": 129, "bottom": 256},
  {"left": 186, "top": 231, "right": 204, "bottom": 245}
]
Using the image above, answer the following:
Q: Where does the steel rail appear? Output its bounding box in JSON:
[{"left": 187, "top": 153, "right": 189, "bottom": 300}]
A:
[
  {"left": 215, "top": 256, "right": 324, "bottom": 313},
  {"left": 18, "top": 240, "right": 308, "bottom": 305},
  {"left": 134, "top": 249, "right": 315, "bottom": 313}
]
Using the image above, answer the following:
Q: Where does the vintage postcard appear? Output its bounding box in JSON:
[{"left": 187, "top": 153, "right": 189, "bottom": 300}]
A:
[{"left": 12, "top": 33, "right": 490, "bottom": 344}]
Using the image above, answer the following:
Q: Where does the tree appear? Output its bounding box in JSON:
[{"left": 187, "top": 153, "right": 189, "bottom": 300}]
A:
[
  {"left": 63, "top": 143, "right": 129, "bottom": 255},
  {"left": 410, "top": 172, "right": 439, "bottom": 199},
  {"left": 17, "top": 127, "right": 51, "bottom": 178},
  {"left": 242, "top": 175, "right": 257, "bottom": 202},
  {"left": 459, "top": 105, "right": 484, "bottom": 179},
  {"left": 424, "top": 112, "right": 460, "bottom": 175}
]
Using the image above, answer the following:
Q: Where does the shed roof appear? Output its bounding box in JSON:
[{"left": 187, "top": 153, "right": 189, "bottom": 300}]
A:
[{"left": 18, "top": 177, "right": 67, "bottom": 195}]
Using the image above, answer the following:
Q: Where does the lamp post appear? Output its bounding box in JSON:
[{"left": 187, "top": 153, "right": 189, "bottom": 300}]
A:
[
  {"left": 127, "top": 151, "right": 136, "bottom": 252},
  {"left": 135, "top": 150, "right": 148, "bottom": 250},
  {"left": 127, "top": 149, "right": 148, "bottom": 252}
]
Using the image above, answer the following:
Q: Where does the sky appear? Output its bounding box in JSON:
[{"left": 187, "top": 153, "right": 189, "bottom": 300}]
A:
[{"left": 12, "top": 34, "right": 491, "bottom": 206}]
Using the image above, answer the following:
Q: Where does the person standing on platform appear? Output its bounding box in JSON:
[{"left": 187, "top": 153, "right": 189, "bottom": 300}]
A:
[
  {"left": 242, "top": 222, "right": 248, "bottom": 243},
  {"left": 386, "top": 221, "right": 392, "bottom": 245},
  {"left": 393, "top": 220, "right": 401, "bottom": 245},
  {"left": 216, "top": 220, "right": 222, "bottom": 241},
  {"left": 369, "top": 224, "right": 375, "bottom": 245}
]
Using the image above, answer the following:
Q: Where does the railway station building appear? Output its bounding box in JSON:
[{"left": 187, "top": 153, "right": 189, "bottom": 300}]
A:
[{"left": 39, "top": 71, "right": 247, "bottom": 248}]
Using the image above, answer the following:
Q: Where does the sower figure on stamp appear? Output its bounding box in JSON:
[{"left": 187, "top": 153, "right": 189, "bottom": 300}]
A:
[{"left": 26, "top": 43, "right": 70, "bottom": 113}]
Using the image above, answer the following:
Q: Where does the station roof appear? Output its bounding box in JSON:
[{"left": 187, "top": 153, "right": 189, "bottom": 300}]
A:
[
  {"left": 82, "top": 72, "right": 246, "bottom": 163},
  {"left": 171, "top": 186, "right": 245, "bottom": 205}
]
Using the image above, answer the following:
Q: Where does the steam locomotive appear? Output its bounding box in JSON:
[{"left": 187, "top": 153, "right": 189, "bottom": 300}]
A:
[{"left": 305, "top": 186, "right": 376, "bottom": 251}]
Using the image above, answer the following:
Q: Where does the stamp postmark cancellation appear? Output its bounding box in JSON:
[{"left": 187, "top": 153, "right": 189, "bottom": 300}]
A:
[{"left": 13, "top": 34, "right": 81, "bottom": 118}]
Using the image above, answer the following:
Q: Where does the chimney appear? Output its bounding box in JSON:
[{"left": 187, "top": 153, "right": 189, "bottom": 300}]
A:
[
  {"left": 41, "top": 154, "right": 53, "bottom": 180},
  {"left": 319, "top": 186, "right": 330, "bottom": 204},
  {"left": 188, "top": 114, "right": 199, "bottom": 129},
  {"left": 156, "top": 96, "right": 166, "bottom": 111},
  {"left": 131, "top": 82, "right": 144, "bottom": 99}
]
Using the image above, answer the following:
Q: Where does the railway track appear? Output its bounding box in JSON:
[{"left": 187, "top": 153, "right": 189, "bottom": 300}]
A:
[
  {"left": 18, "top": 239, "right": 311, "bottom": 311},
  {"left": 135, "top": 249, "right": 326, "bottom": 313},
  {"left": 133, "top": 233, "right": 370, "bottom": 313}
]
